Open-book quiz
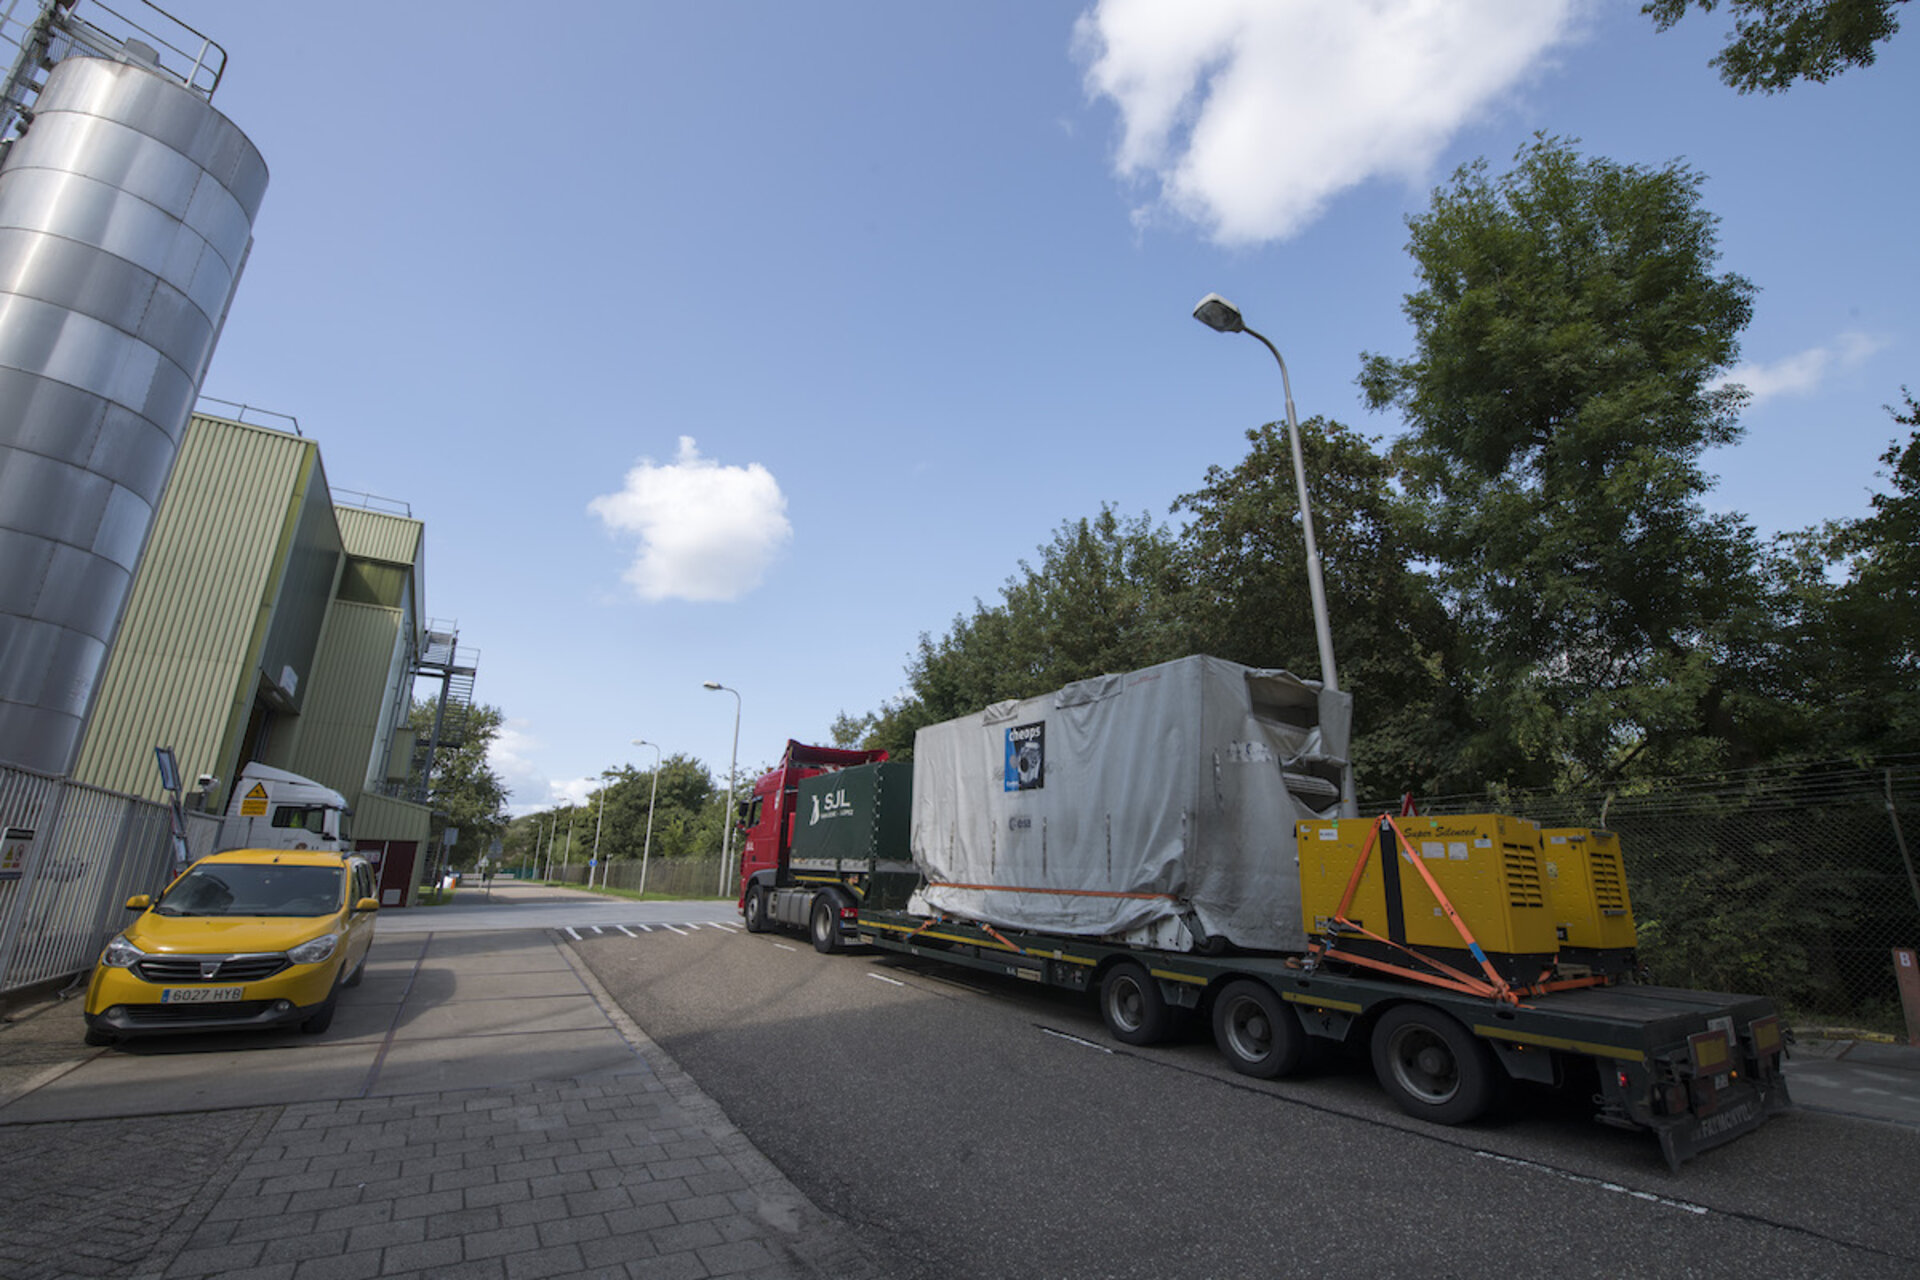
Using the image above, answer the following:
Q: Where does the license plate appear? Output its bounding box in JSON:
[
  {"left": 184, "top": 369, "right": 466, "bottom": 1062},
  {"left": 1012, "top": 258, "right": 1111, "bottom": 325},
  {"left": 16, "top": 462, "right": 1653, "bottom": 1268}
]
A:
[{"left": 161, "top": 987, "right": 244, "bottom": 1004}]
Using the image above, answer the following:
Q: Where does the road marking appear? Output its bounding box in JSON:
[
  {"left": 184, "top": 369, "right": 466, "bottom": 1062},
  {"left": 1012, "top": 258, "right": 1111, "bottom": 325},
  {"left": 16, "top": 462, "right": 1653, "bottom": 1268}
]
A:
[
  {"left": 1473, "top": 1152, "right": 1708, "bottom": 1214},
  {"left": 592, "top": 926, "right": 605, "bottom": 934},
  {"left": 773, "top": 943, "right": 798, "bottom": 952},
  {"left": 564, "top": 927, "right": 582, "bottom": 940},
  {"left": 868, "top": 973, "right": 906, "bottom": 987},
  {"left": 616, "top": 925, "right": 637, "bottom": 937},
  {"left": 662, "top": 923, "right": 691, "bottom": 936},
  {"left": 1041, "top": 1027, "right": 1114, "bottom": 1054}
]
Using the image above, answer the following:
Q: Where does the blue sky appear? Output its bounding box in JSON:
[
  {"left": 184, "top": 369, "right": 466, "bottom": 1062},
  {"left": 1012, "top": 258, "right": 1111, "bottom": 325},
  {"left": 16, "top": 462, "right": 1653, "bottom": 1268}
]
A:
[{"left": 178, "top": 1, "right": 1916, "bottom": 812}]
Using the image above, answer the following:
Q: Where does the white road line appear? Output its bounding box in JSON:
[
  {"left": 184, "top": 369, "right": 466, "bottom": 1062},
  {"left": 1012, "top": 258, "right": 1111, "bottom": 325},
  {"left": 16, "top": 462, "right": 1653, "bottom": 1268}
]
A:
[
  {"left": 1474, "top": 1152, "right": 1709, "bottom": 1214},
  {"left": 773, "top": 943, "right": 798, "bottom": 952},
  {"left": 592, "top": 926, "right": 605, "bottom": 934},
  {"left": 868, "top": 973, "right": 906, "bottom": 987},
  {"left": 1041, "top": 1028, "right": 1114, "bottom": 1054},
  {"left": 662, "top": 923, "right": 691, "bottom": 936},
  {"left": 616, "top": 925, "right": 637, "bottom": 937},
  {"left": 564, "top": 927, "right": 582, "bottom": 940}
]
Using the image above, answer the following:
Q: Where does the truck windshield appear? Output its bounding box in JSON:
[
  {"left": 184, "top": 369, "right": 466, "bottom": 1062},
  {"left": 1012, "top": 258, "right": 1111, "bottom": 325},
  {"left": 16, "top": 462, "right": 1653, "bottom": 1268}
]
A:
[{"left": 155, "top": 864, "right": 345, "bottom": 918}]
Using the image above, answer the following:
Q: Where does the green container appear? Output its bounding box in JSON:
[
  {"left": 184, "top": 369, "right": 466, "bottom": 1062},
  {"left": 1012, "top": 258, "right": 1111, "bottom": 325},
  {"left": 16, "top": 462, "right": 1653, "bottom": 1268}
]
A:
[{"left": 790, "top": 762, "right": 913, "bottom": 868}]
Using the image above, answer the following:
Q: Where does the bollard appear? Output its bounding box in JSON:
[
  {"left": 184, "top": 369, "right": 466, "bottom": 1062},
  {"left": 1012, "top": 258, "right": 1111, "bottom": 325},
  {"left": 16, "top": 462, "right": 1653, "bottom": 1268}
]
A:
[{"left": 1896, "top": 948, "right": 1920, "bottom": 1046}]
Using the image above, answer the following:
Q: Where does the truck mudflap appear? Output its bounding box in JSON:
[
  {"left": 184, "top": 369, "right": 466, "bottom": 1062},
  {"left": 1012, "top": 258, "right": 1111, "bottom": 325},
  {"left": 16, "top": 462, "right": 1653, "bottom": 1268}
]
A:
[{"left": 1649, "top": 1075, "right": 1792, "bottom": 1171}]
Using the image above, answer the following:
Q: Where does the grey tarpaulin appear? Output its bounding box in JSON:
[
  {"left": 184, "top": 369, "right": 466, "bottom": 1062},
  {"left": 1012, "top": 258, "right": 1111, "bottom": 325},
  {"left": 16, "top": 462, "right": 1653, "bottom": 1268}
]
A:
[{"left": 909, "top": 654, "right": 1352, "bottom": 952}]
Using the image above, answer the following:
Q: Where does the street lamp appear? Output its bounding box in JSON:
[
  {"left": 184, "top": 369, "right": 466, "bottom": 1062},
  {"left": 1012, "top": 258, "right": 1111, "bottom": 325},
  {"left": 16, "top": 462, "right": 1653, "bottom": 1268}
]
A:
[
  {"left": 1193, "top": 291, "right": 1354, "bottom": 814},
  {"left": 590, "top": 768, "right": 618, "bottom": 890},
  {"left": 631, "top": 739, "right": 661, "bottom": 896},
  {"left": 703, "top": 681, "right": 741, "bottom": 897}
]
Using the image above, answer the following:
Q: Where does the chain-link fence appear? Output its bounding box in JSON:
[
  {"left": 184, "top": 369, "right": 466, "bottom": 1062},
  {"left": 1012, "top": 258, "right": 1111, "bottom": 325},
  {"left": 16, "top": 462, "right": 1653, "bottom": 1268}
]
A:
[
  {"left": 1392, "top": 759, "right": 1920, "bottom": 1034},
  {"left": 516, "top": 857, "right": 731, "bottom": 901}
]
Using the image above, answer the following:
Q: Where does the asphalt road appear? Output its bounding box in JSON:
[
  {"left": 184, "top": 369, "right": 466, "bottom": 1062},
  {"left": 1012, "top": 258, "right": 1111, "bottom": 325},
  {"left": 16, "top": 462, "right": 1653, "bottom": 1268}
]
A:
[{"left": 572, "top": 925, "right": 1920, "bottom": 1280}]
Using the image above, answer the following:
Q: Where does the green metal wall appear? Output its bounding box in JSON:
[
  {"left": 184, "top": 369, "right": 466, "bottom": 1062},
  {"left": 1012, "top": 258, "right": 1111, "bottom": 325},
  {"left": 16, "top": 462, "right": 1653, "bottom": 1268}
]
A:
[
  {"left": 72, "top": 414, "right": 318, "bottom": 801},
  {"left": 282, "top": 600, "right": 405, "bottom": 803}
]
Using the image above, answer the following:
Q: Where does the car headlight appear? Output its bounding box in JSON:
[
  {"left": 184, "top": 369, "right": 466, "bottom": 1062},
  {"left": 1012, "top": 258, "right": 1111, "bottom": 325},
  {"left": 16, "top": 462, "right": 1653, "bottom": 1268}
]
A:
[
  {"left": 287, "top": 933, "right": 341, "bottom": 966},
  {"left": 102, "top": 934, "right": 144, "bottom": 968}
]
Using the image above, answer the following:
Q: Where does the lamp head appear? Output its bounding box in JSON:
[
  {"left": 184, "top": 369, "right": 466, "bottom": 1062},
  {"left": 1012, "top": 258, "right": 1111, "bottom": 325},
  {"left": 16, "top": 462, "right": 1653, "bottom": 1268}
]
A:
[
  {"left": 702, "top": 681, "right": 723, "bottom": 691},
  {"left": 1193, "top": 292, "right": 1246, "bottom": 334}
]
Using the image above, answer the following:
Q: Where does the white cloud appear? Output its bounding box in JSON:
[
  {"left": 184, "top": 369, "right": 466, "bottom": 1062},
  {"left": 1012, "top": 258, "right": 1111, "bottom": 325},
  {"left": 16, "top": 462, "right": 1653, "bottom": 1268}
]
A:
[
  {"left": 488, "top": 720, "right": 552, "bottom": 812},
  {"left": 1074, "top": 0, "right": 1588, "bottom": 244},
  {"left": 588, "top": 437, "right": 793, "bottom": 602},
  {"left": 1719, "top": 332, "right": 1890, "bottom": 407}
]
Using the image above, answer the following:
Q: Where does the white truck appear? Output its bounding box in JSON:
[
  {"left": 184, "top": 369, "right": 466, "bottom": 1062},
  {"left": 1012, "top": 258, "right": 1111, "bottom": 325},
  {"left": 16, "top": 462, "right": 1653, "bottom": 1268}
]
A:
[{"left": 218, "top": 763, "right": 351, "bottom": 853}]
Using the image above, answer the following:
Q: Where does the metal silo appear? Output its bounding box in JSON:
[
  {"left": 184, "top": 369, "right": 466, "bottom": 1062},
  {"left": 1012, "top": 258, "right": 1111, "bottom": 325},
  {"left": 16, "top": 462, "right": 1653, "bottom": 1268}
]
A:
[{"left": 0, "top": 9, "right": 267, "bottom": 776}]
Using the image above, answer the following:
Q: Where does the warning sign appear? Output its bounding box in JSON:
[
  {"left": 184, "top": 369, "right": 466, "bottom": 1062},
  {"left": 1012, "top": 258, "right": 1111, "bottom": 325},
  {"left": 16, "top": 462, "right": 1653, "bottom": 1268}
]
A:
[
  {"left": 1, "top": 827, "right": 31, "bottom": 880},
  {"left": 240, "top": 783, "right": 269, "bottom": 817}
]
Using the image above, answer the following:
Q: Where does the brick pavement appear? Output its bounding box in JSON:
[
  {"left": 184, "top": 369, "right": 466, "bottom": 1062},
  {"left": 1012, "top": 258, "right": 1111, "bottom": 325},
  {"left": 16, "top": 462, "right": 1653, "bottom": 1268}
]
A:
[{"left": 0, "top": 933, "right": 881, "bottom": 1280}]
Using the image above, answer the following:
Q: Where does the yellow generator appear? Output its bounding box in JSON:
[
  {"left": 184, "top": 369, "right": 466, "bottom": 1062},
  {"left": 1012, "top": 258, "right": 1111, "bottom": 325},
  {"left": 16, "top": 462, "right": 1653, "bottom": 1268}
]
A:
[
  {"left": 1540, "top": 827, "right": 1638, "bottom": 975},
  {"left": 1298, "top": 814, "right": 1559, "bottom": 984}
]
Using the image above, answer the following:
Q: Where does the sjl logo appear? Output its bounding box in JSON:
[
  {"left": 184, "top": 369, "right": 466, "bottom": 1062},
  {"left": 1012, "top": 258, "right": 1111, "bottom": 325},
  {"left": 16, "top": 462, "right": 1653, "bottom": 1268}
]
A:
[{"left": 809, "top": 789, "right": 852, "bottom": 826}]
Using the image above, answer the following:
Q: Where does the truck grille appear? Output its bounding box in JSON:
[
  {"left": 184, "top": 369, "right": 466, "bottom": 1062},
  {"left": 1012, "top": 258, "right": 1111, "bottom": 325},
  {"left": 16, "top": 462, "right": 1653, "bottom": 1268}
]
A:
[{"left": 132, "top": 954, "right": 289, "bottom": 983}]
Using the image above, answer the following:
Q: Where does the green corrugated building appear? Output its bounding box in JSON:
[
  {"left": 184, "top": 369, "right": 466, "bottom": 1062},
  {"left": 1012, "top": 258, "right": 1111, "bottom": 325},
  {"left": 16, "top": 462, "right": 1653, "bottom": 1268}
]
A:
[{"left": 73, "top": 411, "right": 436, "bottom": 905}]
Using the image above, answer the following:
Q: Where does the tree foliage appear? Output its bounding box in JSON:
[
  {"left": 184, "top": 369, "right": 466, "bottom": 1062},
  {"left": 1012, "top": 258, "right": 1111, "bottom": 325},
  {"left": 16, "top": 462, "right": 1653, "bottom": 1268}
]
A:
[
  {"left": 1360, "top": 136, "right": 1767, "bottom": 788},
  {"left": 1645, "top": 0, "right": 1905, "bottom": 93},
  {"left": 410, "top": 700, "right": 509, "bottom": 865},
  {"left": 1173, "top": 417, "right": 1475, "bottom": 793}
]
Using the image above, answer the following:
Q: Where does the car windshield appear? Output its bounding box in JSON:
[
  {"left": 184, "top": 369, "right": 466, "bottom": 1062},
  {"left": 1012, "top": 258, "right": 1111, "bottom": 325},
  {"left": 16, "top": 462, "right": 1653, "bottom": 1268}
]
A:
[{"left": 155, "top": 864, "right": 345, "bottom": 918}]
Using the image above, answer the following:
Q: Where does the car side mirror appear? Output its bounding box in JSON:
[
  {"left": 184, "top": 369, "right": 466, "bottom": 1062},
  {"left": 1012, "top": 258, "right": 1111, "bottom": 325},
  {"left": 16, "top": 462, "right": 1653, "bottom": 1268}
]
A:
[
  {"left": 124, "top": 894, "right": 151, "bottom": 911},
  {"left": 355, "top": 897, "right": 380, "bottom": 913}
]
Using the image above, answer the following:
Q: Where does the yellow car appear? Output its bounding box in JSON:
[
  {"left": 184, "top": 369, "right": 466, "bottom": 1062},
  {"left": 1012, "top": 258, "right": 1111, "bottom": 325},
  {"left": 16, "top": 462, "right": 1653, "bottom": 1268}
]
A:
[{"left": 83, "top": 849, "right": 379, "bottom": 1046}]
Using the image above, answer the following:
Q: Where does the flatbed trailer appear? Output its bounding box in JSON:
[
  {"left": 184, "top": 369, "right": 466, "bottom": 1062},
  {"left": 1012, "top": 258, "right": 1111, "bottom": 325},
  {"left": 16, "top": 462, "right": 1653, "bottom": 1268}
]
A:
[{"left": 841, "top": 904, "right": 1790, "bottom": 1170}]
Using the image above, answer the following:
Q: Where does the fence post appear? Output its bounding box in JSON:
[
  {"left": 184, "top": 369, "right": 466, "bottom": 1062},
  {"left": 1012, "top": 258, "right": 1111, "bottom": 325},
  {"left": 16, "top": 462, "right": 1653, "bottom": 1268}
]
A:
[
  {"left": 1896, "top": 949, "right": 1920, "bottom": 1047},
  {"left": 1888, "top": 770, "right": 1920, "bottom": 927}
]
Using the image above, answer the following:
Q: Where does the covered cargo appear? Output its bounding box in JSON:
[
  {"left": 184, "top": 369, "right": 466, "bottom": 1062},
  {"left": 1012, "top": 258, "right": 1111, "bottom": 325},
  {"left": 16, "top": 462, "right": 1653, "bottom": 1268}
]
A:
[
  {"left": 909, "top": 654, "right": 1352, "bottom": 952},
  {"left": 792, "top": 763, "right": 913, "bottom": 863}
]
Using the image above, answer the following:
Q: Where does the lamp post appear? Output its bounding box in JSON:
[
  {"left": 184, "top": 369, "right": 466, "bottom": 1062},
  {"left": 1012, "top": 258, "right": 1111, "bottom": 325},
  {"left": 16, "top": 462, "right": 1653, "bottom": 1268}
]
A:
[
  {"left": 703, "top": 681, "right": 741, "bottom": 897},
  {"left": 1193, "top": 291, "right": 1354, "bottom": 814},
  {"left": 631, "top": 739, "right": 661, "bottom": 896},
  {"left": 590, "top": 768, "right": 617, "bottom": 890}
]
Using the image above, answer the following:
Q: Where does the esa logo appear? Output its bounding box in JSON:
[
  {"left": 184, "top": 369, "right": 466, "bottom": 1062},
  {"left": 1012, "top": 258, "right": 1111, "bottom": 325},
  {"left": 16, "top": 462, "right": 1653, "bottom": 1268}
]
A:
[{"left": 1004, "top": 722, "right": 1045, "bottom": 792}]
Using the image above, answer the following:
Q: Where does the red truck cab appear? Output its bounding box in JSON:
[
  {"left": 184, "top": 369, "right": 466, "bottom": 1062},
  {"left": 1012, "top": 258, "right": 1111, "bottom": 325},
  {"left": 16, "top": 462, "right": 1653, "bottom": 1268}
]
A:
[{"left": 736, "top": 740, "right": 888, "bottom": 910}]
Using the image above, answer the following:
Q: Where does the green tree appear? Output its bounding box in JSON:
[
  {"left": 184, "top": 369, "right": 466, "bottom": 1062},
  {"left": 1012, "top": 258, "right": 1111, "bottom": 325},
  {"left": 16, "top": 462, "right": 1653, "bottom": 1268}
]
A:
[
  {"left": 895, "top": 507, "right": 1197, "bottom": 731},
  {"left": 411, "top": 700, "right": 509, "bottom": 865},
  {"left": 1772, "top": 391, "right": 1920, "bottom": 754},
  {"left": 1173, "top": 418, "right": 1475, "bottom": 795},
  {"left": 1645, "top": 0, "right": 1905, "bottom": 92},
  {"left": 1359, "top": 136, "right": 1766, "bottom": 788}
]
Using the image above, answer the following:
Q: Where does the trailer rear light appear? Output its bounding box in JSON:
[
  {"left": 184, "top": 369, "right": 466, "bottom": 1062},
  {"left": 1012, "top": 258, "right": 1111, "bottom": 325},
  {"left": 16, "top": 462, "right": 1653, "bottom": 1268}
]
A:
[{"left": 1689, "top": 1028, "right": 1732, "bottom": 1076}]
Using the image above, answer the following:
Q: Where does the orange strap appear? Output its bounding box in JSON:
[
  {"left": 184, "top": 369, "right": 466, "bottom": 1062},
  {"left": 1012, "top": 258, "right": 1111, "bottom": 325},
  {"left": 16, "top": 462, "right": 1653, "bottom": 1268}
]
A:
[
  {"left": 978, "top": 923, "right": 1027, "bottom": 956},
  {"left": 930, "top": 880, "right": 1178, "bottom": 902},
  {"left": 1320, "top": 814, "right": 1520, "bottom": 1005}
]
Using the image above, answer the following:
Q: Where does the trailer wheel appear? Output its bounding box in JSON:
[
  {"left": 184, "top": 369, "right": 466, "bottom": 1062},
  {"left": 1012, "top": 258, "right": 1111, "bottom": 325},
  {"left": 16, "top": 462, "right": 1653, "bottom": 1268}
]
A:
[
  {"left": 1370, "top": 1004, "right": 1499, "bottom": 1125},
  {"left": 744, "top": 885, "right": 768, "bottom": 934},
  {"left": 810, "top": 897, "right": 842, "bottom": 954},
  {"left": 1100, "top": 962, "right": 1171, "bottom": 1045},
  {"left": 1211, "top": 980, "right": 1307, "bottom": 1078}
]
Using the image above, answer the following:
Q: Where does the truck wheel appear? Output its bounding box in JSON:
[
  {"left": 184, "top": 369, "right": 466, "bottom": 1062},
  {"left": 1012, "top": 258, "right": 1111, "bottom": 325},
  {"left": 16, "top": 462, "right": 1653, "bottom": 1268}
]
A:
[
  {"left": 1211, "top": 980, "right": 1307, "bottom": 1078},
  {"left": 744, "top": 886, "right": 768, "bottom": 934},
  {"left": 810, "top": 898, "right": 842, "bottom": 954},
  {"left": 1100, "top": 962, "right": 1171, "bottom": 1045},
  {"left": 1370, "top": 1004, "right": 1499, "bottom": 1125}
]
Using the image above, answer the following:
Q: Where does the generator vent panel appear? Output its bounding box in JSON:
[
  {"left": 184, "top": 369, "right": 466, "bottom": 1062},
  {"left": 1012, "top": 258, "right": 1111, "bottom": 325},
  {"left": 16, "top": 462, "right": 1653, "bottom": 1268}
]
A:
[{"left": 1541, "top": 827, "right": 1638, "bottom": 951}]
